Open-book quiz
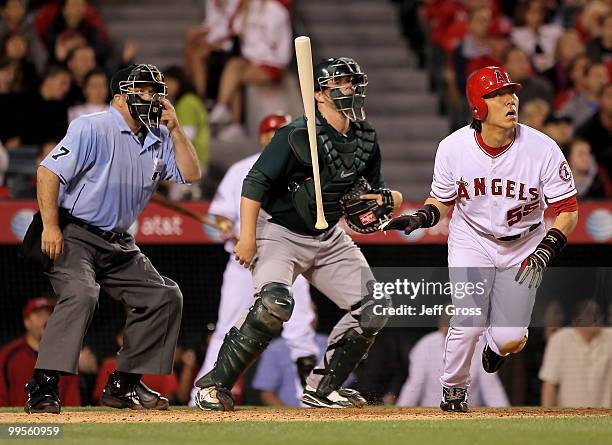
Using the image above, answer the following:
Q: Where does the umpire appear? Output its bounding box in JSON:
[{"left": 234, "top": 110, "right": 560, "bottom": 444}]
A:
[{"left": 22, "top": 64, "right": 201, "bottom": 414}]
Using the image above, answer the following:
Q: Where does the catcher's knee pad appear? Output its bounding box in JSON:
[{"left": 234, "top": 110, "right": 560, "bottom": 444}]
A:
[
  {"left": 241, "top": 282, "right": 294, "bottom": 340},
  {"left": 197, "top": 283, "right": 293, "bottom": 390},
  {"left": 314, "top": 328, "right": 375, "bottom": 396},
  {"left": 358, "top": 280, "right": 392, "bottom": 337},
  {"left": 489, "top": 327, "right": 528, "bottom": 354}
]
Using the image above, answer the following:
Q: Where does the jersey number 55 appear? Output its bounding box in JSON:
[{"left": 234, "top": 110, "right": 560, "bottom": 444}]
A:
[{"left": 507, "top": 202, "right": 540, "bottom": 226}]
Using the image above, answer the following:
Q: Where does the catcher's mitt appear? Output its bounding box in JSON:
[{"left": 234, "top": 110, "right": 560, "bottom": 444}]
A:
[{"left": 340, "top": 177, "right": 394, "bottom": 233}]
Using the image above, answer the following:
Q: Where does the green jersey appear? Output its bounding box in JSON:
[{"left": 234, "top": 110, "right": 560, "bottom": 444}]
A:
[{"left": 242, "top": 112, "right": 385, "bottom": 235}]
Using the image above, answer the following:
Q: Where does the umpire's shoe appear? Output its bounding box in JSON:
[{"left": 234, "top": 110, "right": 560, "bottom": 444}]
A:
[
  {"left": 194, "top": 385, "right": 235, "bottom": 411},
  {"left": 99, "top": 373, "right": 169, "bottom": 410},
  {"left": 24, "top": 370, "right": 61, "bottom": 414},
  {"left": 440, "top": 386, "right": 469, "bottom": 413},
  {"left": 301, "top": 386, "right": 367, "bottom": 408},
  {"left": 482, "top": 344, "right": 508, "bottom": 373}
]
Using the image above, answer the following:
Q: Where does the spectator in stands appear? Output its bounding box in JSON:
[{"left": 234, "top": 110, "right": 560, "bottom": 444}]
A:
[
  {"left": 164, "top": 65, "right": 209, "bottom": 200},
  {"left": 554, "top": 54, "right": 591, "bottom": 111},
  {"left": 510, "top": 0, "right": 562, "bottom": 73},
  {"left": 576, "top": 82, "right": 612, "bottom": 173},
  {"left": 37, "top": 0, "right": 108, "bottom": 64},
  {"left": 564, "top": 137, "right": 612, "bottom": 199},
  {"left": 520, "top": 98, "right": 550, "bottom": 132},
  {"left": 19, "top": 64, "right": 70, "bottom": 147},
  {"left": 543, "top": 115, "right": 573, "bottom": 146},
  {"left": 586, "top": 12, "right": 612, "bottom": 65},
  {"left": 173, "top": 345, "right": 198, "bottom": 405},
  {"left": 67, "top": 67, "right": 108, "bottom": 122},
  {"left": 447, "top": 7, "right": 494, "bottom": 129},
  {"left": 0, "top": 298, "right": 80, "bottom": 407},
  {"left": 503, "top": 45, "right": 554, "bottom": 104},
  {"left": 208, "top": 0, "right": 292, "bottom": 142},
  {"left": 558, "top": 62, "right": 610, "bottom": 128},
  {"left": 93, "top": 331, "right": 179, "bottom": 404},
  {"left": 0, "top": 56, "right": 25, "bottom": 148},
  {"left": 64, "top": 44, "right": 96, "bottom": 105},
  {"left": 575, "top": 0, "right": 609, "bottom": 43},
  {"left": 539, "top": 299, "right": 612, "bottom": 407},
  {"left": 396, "top": 314, "right": 509, "bottom": 407},
  {"left": 1, "top": 32, "right": 38, "bottom": 92},
  {"left": 542, "top": 30, "right": 585, "bottom": 94},
  {"left": 543, "top": 299, "right": 565, "bottom": 342},
  {"left": 184, "top": 0, "right": 241, "bottom": 99},
  {"left": 0, "top": 0, "right": 47, "bottom": 73},
  {"left": 76, "top": 344, "right": 97, "bottom": 406},
  {"left": 451, "top": 7, "right": 492, "bottom": 95},
  {"left": 0, "top": 138, "right": 7, "bottom": 194},
  {"left": 252, "top": 305, "right": 328, "bottom": 407}
]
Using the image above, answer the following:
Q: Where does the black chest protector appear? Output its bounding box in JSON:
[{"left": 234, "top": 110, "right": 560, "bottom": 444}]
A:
[{"left": 288, "top": 118, "right": 376, "bottom": 232}]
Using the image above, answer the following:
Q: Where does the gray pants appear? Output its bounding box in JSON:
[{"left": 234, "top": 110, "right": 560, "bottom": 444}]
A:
[
  {"left": 250, "top": 213, "right": 376, "bottom": 389},
  {"left": 36, "top": 224, "right": 183, "bottom": 375}
]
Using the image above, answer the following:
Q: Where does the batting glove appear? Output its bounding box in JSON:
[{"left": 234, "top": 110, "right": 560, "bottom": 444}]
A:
[
  {"left": 515, "top": 228, "right": 567, "bottom": 289},
  {"left": 379, "top": 204, "right": 440, "bottom": 235}
]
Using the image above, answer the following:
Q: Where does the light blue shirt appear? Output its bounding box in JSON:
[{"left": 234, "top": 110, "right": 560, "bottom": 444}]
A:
[{"left": 41, "top": 107, "right": 185, "bottom": 231}]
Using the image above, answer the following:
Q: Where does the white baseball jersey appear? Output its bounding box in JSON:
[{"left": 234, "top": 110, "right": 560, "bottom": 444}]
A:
[
  {"left": 230, "top": 0, "right": 292, "bottom": 69},
  {"left": 431, "top": 124, "right": 576, "bottom": 240},
  {"left": 209, "top": 153, "right": 259, "bottom": 253},
  {"left": 433, "top": 124, "right": 577, "bottom": 390},
  {"left": 202, "top": 0, "right": 241, "bottom": 50}
]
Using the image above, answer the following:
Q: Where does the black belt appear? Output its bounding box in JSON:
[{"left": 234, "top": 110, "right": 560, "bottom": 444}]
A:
[
  {"left": 61, "top": 210, "right": 130, "bottom": 243},
  {"left": 496, "top": 222, "right": 542, "bottom": 242}
]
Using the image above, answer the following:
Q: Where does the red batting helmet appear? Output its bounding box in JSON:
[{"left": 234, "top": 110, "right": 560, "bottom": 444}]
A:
[
  {"left": 466, "top": 66, "right": 522, "bottom": 121},
  {"left": 258, "top": 114, "right": 291, "bottom": 135}
]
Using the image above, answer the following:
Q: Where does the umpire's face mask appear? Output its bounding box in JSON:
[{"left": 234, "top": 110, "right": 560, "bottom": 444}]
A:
[
  {"left": 125, "top": 84, "right": 166, "bottom": 131},
  {"left": 326, "top": 75, "right": 368, "bottom": 122}
]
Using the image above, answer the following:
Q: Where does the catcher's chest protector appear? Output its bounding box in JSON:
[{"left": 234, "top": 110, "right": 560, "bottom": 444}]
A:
[{"left": 289, "top": 119, "right": 376, "bottom": 231}]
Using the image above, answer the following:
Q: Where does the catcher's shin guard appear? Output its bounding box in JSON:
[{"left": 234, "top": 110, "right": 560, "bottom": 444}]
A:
[
  {"left": 195, "top": 283, "right": 294, "bottom": 392},
  {"left": 313, "top": 328, "right": 375, "bottom": 398},
  {"left": 309, "top": 282, "right": 390, "bottom": 399}
]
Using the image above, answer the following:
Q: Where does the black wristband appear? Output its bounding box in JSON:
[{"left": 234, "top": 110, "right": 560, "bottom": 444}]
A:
[
  {"left": 539, "top": 228, "right": 567, "bottom": 261},
  {"left": 416, "top": 204, "right": 441, "bottom": 228}
]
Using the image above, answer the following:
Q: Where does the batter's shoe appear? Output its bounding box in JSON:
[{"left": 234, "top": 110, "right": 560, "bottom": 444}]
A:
[
  {"left": 99, "top": 373, "right": 169, "bottom": 410},
  {"left": 194, "top": 385, "right": 235, "bottom": 411},
  {"left": 482, "top": 344, "right": 508, "bottom": 373},
  {"left": 440, "top": 387, "right": 469, "bottom": 413},
  {"left": 24, "top": 371, "right": 61, "bottom": 414},
  {"left": 301, "top": 386, "right": 366, "bottom": 408}
]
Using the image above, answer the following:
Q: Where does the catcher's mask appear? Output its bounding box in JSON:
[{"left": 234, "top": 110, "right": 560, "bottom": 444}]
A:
[
  {"left": 114, "top": 64, "right": 167, "bottom": 131},
  {"left": 314, "top": 57, "right": 368, "bottom": 122}
]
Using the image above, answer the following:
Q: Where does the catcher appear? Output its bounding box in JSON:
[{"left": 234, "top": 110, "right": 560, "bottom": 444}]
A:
[{"left": 194, "top": 57, "right": 402, "bottom": 410}]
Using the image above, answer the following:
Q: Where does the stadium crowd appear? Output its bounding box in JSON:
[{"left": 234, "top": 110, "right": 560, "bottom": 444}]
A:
[
  {"left": 396, "top": 0, "right": 612, "bottom": 198},
  {"left": 0, "top": 0, "right": 611, "bottom": 410}
]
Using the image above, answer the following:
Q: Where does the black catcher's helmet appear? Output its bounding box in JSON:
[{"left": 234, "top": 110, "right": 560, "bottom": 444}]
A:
[
  {"left": 313, "top": 57, "right": 368, "bottom": 121},
  {"left": 111, "top": 64, "right": 167, "bottom": 130}
]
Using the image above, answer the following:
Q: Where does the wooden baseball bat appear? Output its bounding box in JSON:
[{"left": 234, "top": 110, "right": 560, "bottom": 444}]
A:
[
  {"left": 151, "top": 192, "right": 225, "bottom": 231},
  {"left": 294, "top": 36, "right": 328, "bottom": 230}
]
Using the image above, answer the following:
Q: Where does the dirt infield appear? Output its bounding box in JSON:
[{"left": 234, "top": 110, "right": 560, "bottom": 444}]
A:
[{"left": 1, "top": 407, "right": 610, "bottom": 424}]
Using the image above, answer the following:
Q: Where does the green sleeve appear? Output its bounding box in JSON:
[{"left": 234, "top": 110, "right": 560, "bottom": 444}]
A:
[{"left": 241, "top": 126, "right": 295, "bottom": 201}]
